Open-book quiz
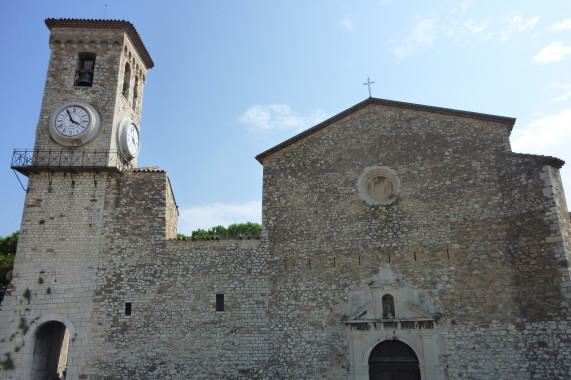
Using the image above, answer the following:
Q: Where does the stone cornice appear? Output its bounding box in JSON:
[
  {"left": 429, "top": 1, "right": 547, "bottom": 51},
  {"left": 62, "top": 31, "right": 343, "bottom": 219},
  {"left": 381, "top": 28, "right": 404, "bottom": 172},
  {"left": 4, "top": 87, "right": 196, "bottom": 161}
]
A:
[
  {"left": 502, "top": 151, "right": 565, "bottom": 169},
  {"left": 45, "top": 18, "right": 154, "bottom": 69}
]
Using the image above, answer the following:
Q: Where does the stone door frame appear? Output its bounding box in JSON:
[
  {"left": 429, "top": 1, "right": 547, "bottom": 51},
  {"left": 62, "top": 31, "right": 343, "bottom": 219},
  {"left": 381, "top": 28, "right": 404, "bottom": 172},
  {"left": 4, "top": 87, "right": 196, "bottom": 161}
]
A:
[
  {"left": 347, "top": 327, "right": 442, "bottom": 380},
  {"left": 23, "top": 313, "right": 76, "bottom": 380}
]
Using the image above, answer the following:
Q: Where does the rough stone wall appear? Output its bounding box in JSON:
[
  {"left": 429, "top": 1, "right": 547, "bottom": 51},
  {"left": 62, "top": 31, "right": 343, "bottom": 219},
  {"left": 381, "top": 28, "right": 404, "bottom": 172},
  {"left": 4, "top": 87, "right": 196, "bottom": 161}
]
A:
[
  {"left": 261, "top": 103, "right": 571, "bottom": 379},
  {"left": 90, "top": 236, "right": 269, "bottom": 378},
  {"left": 0, "top": 171, "right": 109, "bottom": 379},
  {"left": 69, "top": 170, "right": 269, "bottom": 379},
  {"left": 165, "top": 177, "right": 178, "bottom": 239},
  {"left": 548, "top": 165, "right": 571, "bottom": 270}
]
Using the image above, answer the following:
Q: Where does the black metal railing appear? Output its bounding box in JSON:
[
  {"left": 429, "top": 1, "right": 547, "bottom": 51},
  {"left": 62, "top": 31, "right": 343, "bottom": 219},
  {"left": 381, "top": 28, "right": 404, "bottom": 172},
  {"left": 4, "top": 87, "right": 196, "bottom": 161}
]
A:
[{"left": 11, "top": 149, "right": 134, "bottom": 173}]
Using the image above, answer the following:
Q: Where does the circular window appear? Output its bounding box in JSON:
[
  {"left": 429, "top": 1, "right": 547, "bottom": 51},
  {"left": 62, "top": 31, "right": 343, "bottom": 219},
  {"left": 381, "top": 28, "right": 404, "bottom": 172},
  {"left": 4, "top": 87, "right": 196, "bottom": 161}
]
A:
[
  {"left": 357, "top": 166, "right": 400, "bottom": 205},
  {"left": 366, "top": 176, "right": 394, "bottom": 202}
]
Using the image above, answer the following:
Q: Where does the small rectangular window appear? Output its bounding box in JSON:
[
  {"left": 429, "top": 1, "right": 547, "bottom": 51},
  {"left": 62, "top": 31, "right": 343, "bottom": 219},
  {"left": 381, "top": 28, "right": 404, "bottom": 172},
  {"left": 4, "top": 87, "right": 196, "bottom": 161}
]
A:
[
  {"left": 125, "top": 302, "right": 132, "bottom": 316},
  {"left": 216, "top": 294, "right": 224, "bottom": 312}
]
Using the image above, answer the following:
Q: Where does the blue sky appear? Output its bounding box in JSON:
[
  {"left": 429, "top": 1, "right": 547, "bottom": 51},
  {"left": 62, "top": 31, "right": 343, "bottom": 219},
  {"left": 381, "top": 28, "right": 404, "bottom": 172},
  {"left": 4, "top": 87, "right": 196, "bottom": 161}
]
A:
[{"left": 1, "top": 1, "right": 570, "bottom": 236}]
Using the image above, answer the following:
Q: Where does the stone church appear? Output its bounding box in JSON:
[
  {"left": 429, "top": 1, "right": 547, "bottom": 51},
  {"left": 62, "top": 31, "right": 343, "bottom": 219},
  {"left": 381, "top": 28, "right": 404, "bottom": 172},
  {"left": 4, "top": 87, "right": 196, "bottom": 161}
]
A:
[{"left": 1, "top": 18, "right": 570, "bottom": 380}]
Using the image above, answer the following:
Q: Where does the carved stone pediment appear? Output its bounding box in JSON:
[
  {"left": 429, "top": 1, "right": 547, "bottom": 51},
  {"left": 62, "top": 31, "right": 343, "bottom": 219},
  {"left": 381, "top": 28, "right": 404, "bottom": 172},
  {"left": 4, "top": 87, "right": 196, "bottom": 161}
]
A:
[
  {"left": 344, "top": 268, "right": 444, "bottom": 380},
  {"left": 344, "top": 268, "right": 440, "bottom": 323}
]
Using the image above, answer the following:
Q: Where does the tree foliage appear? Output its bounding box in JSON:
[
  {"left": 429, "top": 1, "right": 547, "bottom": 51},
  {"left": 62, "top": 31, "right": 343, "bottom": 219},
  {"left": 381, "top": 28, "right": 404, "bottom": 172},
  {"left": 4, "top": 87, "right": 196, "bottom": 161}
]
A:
[
  {"left": 0, "top": 231, "right": 18, "bottom": 286},
  {"left": 177, "top": 222, "right": 261, "bottom": 240}
]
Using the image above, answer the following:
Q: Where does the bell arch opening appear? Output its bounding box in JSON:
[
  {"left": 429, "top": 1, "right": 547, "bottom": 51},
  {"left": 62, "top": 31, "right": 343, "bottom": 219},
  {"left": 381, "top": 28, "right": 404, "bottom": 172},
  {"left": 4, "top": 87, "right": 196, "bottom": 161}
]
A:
[
  {"left": 31, "top": 320, "right": 69, "bottom": 380},
  {"left": 368, "top": 340, "right": 420, "bottom": 380}
]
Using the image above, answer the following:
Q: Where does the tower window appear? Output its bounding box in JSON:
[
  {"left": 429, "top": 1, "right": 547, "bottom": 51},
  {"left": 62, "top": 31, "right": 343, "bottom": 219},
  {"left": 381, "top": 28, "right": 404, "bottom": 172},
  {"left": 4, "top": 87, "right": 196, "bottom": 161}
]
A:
[
  {"left": 132, "top": 76, "right": 139, "bottom": 111},
  {"left": 122, "top": 62, "right": 131, "bottom": 98},
  {"left": 216, "top": 294, "right": 224, "bottom": 312},
  {"left": 76, "top": 52, "right": 96, "bottom": 87},
  {"left": 125, "top": 302, "right": 132, "bottom": 316}
]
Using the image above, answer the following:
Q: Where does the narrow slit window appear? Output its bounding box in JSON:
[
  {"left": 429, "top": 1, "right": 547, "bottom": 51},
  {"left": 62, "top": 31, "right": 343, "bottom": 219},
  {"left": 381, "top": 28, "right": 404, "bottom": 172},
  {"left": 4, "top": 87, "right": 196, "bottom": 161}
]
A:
[
  {"left": 132, "top": 76, "right": 139, "bottom": 111},
  {"left": 76, "top": 52, "right": 96, "bottom": 87},
  {"left": 125, "top": 302, "right": 132, "bottom": 316},
  {"left": 122, "top": 62, "right": 131, "bottom": 98},
  {"left": 216, "top": 294, "right": 224, "bottom": 312}
]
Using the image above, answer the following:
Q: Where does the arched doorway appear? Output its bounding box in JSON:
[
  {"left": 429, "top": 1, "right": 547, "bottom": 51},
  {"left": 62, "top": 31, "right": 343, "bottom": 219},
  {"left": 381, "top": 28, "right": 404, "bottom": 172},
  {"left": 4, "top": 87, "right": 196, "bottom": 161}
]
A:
[
  {"left": 369, "top": 340, "right": 420, "bottom": 380},
  {"left": 31, "top": 321, "right": 69, "bottom": 380}
]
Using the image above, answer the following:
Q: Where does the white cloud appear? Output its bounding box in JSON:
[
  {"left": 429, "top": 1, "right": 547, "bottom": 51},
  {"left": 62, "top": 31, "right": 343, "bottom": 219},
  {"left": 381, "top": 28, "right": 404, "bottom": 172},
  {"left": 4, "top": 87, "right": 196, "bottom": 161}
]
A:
[
  {"left": 393, "top": 18, "right": 438, "bottom": 58},
  {"left": 460, "top": 0, "right": 472, "bottom": 11},
  {"left": 500, "top": 14, "right": 539, "bottom": 41},
  {"left": 551, "top": 19, "right": 571, "bottom": 31},
  {"left": 533, "top": 42, "right": 571, "bottom": 63},
  {"left": 550, "top": 82, "right": 571, "bottom": 103},
  {"left": 464, "top": 19, "right": 489, "bottom": 34},
  {"left": 178, "top": 200, "right": 262, "bottom": 234},
  {"left": 511, "top": 109, "right": 571, "bottom": 196},
  {"left": 237, "top": 104, "right": 328, "bottom": 132},
  {"left": 512, "top": 108, "right": 571, "bottom": 152},
  {"left": 449, "top": 0, "right": 472, "bottom": 14},
  {"left": 340, "top": 17, "right": 354, "bottom": 31}
]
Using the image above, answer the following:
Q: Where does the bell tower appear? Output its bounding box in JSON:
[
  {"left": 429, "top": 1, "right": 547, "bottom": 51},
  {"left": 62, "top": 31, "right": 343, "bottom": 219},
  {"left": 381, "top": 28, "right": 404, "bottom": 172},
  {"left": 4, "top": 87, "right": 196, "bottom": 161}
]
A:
[
  {"left": 2, "top": 19, "right": 154, "bottom": 380},
  {"left": 20, "top": 18, "right": 154, "bottom": 170}
]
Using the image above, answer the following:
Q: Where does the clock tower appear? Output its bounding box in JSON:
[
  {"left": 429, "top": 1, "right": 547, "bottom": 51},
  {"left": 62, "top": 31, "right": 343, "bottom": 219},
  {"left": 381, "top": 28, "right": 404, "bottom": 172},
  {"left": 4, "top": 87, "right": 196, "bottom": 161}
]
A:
[
  {"left": 3, "top": 19, "right": 155, "bottom": 379},
  {"left": 26, "top": 18, "right": 153, "bottom": 169}
]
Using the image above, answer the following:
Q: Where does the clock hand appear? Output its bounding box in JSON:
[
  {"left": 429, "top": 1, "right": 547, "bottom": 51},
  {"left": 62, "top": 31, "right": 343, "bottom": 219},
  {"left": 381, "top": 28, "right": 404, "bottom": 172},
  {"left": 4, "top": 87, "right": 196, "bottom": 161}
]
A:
[{"left": 66, "top": 109, "right": 79, "bottom": 125}]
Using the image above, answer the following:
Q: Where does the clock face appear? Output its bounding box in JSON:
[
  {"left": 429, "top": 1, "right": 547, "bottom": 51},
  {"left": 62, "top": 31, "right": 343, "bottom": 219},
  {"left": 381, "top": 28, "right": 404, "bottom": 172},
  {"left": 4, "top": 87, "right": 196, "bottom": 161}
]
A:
[
  {"left": 126, "top": 123, "right": 140, "bottom": 155},
  {"left": 48, "top": 101, "right": 100, "bottom": 146},
  {"left": 54, "top": 106, "right": 91, "bottom": 137},
  {"left": 118, "top": 118, "right": 140, "bottom": 160}
]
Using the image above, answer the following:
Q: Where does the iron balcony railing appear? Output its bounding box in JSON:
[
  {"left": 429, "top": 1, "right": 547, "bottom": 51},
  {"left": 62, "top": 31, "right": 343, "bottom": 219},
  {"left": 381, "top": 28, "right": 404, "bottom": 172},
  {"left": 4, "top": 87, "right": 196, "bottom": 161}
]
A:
[{"left": 11, "top": 149, "right": 134, "bottom": 174}]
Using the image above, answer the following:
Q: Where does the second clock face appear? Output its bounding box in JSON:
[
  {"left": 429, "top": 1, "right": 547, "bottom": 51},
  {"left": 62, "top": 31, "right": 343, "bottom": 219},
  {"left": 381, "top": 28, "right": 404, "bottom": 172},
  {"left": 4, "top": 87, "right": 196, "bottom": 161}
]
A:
[
  {"left": 118, "top": 118, "right": 140, "bottom": 160},
  {"left": 126, "top": 123, "right": 140, "bottom": 156},
  {"left": 54, "top": 106, "right": 91, "bottom": 137}
]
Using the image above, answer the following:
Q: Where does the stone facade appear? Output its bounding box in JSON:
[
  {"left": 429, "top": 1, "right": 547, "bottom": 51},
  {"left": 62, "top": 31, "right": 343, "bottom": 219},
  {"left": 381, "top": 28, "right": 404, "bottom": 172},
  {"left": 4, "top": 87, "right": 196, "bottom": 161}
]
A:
[{"left": 1, "top": 18, "right": 571, "bottom": 380}]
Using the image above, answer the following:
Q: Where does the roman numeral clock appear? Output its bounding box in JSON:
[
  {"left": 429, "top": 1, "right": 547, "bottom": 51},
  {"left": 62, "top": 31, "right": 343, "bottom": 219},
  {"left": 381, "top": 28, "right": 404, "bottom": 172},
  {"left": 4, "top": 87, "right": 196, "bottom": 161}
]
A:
[
  {"left": 118, "top": 117, "right": 141, "bottom": 160},
  {"left": 48, "top": 103, "right": 140, "bottom": 160},
  {"left": 49, "top": 101, "right": 100, "bottom": 146}
]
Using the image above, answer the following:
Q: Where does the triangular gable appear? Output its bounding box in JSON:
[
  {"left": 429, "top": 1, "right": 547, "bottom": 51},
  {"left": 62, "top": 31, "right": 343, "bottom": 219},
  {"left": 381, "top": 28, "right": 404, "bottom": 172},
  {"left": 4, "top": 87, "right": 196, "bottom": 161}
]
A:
[{"left": 255, "top": 97, "right": 516, "bottom": 165}]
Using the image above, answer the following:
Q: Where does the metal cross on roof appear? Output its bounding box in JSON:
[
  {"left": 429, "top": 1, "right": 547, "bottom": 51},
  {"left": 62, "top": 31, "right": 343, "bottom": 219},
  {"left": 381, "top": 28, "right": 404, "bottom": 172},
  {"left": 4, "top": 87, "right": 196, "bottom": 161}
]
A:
[{"left": 363, "top": 76, "right": 375, "bottom": 97}]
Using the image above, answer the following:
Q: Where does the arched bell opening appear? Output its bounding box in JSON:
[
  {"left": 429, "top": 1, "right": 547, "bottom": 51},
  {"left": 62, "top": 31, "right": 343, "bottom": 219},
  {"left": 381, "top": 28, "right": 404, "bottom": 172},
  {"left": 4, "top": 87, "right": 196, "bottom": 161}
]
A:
[
  {"left": 31, "top": 320, "right": 69, "bottom": 380},
  {"left": 368, "top": 340, "right": 420, "bottom": 380}
]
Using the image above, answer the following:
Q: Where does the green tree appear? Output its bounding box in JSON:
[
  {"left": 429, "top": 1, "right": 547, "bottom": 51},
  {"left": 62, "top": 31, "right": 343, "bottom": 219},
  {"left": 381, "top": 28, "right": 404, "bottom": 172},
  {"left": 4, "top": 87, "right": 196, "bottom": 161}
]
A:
[
  {"left": 0, "top": 231, "right": 18, "bottom": 286},
  {"left": 178, "top": 223, "right": 261, "bottom": 239},
  {"left": 226, "top": 222, "right": 261, "bottom": 238}
]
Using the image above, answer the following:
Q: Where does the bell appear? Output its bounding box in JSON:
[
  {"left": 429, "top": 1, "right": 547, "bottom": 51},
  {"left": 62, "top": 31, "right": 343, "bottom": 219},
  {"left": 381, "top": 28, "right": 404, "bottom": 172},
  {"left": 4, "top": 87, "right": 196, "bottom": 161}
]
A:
[{"left": 77, "top": 72, "right": 93, "bottom": 86}]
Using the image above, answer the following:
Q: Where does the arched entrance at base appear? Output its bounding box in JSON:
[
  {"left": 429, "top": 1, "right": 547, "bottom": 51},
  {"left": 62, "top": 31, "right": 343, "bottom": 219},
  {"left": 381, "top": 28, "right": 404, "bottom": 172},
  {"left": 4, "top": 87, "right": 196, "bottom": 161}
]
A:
[
  {"left": 368, "top": 340, "right": 421, "bottom": 380},
  {"left": 31, "top": 321, "right": 69, "bottom": 380}
]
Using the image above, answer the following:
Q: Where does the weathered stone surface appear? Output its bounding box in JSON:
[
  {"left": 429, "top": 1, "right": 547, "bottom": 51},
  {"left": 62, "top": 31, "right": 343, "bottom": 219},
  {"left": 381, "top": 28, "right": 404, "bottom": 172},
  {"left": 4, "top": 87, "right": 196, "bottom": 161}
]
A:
[{"left": 1, "top": 19, "right": 570, "bottom": 380}]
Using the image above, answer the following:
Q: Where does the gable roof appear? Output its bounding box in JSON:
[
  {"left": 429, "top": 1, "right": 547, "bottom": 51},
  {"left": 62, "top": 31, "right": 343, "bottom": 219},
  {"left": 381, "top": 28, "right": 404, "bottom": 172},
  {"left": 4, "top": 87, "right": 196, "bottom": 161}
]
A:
[
  {"left": 45, "top": 18, "right": 154, "bottom": 69},
  {"left": 255, "top": 97, "right": 516, "bottom": 164}
]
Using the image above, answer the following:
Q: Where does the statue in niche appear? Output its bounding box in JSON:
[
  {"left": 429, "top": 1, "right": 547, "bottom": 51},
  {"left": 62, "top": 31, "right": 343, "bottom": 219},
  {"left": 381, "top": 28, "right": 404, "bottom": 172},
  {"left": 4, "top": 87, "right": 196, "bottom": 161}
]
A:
[
  {"left": 382, "top": 294, "right": 395, "bottom": 319},
  {"left": 417, "top": 291, "right": 427, "bottom": 305}
]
